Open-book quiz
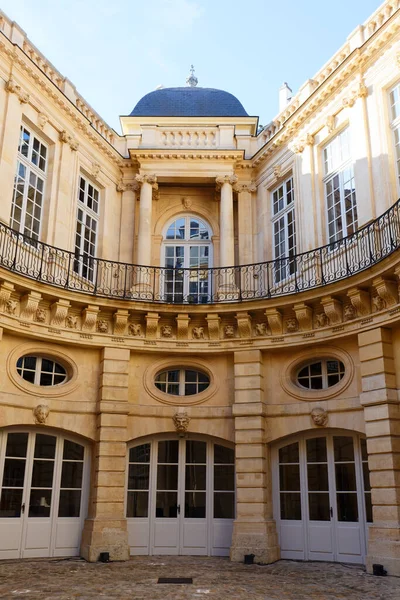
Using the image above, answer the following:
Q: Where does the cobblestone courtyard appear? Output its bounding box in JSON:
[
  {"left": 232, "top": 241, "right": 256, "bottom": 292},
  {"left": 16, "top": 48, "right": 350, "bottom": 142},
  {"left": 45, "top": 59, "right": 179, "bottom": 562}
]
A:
[{"left": 0, "top": 556, "right": 399, "bottom": 600}]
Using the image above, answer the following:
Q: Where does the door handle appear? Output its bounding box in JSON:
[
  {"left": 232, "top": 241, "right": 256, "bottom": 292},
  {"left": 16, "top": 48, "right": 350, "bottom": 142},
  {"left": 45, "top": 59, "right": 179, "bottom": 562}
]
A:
[
  {"left": 330, "top": 506, "right": 333, "bottom": 518},
  {"left": 177, "top": 504, "right": 181, "bottom": 515},
  {"left": 21, "top": 503, "right": 25, "bottom": 515}
]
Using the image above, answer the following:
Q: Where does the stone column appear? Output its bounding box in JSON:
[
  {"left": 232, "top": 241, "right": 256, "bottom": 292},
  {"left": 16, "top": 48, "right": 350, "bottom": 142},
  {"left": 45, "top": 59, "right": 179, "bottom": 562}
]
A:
[
  {"left": 216, "top": 174, "right": 238, "bottom": 298},
  {"left": 117, "top": 181, "right": 139, "bottom": 264},
  {"left": 132, "top": 174, "right": 157, "bottom": 293},
  {"left": 0, "top": 81, "right": 27, "bottom": 225},
  {"left": 358, "top": 327, "right": 400, "bottom": 576},
  {"left": 235, "top": 181, "right": 256, "bottom": 298},
  {"left": 347, "top": 80, "right": 376, "bottom": 222},
  {"left": 80, "top": 347, "right": 130, "bottom": 562},
  {"left": 230, "top": 350, "right": 280, "bottom": 563}
]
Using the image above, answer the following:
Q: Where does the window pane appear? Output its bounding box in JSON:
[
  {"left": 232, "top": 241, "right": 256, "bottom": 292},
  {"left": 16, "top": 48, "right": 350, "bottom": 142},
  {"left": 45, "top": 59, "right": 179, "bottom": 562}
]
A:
[
  {"left": 279, "top": 442, "right": 299, "bottom": 464},
  {"left": 307, "top": 464, "right": 328, "bottom": 491},
  {"left": 186, "top": 441, "right": 206, "bottom": 464},
  {"left": 157, "top": 465, "right": 178, "bottom": 490},
  {"left": 28, "top": 489, "right": 52, "bottom": 517},
  {"left": 214, "top": 445, "right": 234, "bottom": 464},
  {"left": 61, "top": 462, "right": 83, "bottom": 489},
  {"left": 279, "top": 465, "right": 300, "bottom": 491},
  {"left": 63, "top": 440, "right": 84, "bottom": 461},
  {"left": 308, "top": 493, "right": 330, "bottom": 521},
  {"left": 6, "top": 433, "right": 28, "bottom": 458},
  {"left": 185, "top": 492, "right": 206, "bottom": 518},
  {"left": 158, "top": 441, "right": 178, "bottom": 464},
  {"left": 2, "top": 459, "right": 26, "bottom": 487},
  {"left": 34, "top": 434, "right": 56, "bottom": 459},
  {"left": 306, "top": 438, "right": 327, "bottom": 463},
  {"left": 127, "top": 491, "right": 148, "bottom": 518},
  {"left": 214, "top": 465, "right": 234, "bottom": 491},
  {"left": 185, "top": 465, "right": 206, "bottom": 491},
  {"left": 337, "top": 493, "right": 358, "bottom": 522},
  {"left": 31, "top": 460, "right": 54, "bottom": 488},
  {"left": 156, "top": 492, "right": 177, "bottom": 518},
  {"left": 280, "top": 493, "right": 301, "bottom": 520},
  {"left": 128, "top": 464, "right": 149, "bottom": 490},
  {"left": 0, "top": 489, "right": 23, "bottom": 517},
  {"left": 334, "top": 436, "right": 354, "bottom": 462},
  {"left": 129, "top": 444, "right": 150, "bottom": 463},
  {"left": 214, "top": 492, "right": 234, "bottom": 519},
  {"left": 58, "top": 490, "right": 81, "bottom": 518}
]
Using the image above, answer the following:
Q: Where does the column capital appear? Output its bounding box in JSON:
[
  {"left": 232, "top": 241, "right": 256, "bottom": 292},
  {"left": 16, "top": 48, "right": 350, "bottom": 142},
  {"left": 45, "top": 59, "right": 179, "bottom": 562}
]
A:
[
  {"left": 116, "top": 179, "right": 139, "bottom": 193},
  {"left": 135, "top": 173, "right": 158, "bottom": 188},
  {"left": 216, "top": 174, "right": 238, "bottom": 189},
  {"left": 233, "top": 180, "right": 257, "bottom": 193}
]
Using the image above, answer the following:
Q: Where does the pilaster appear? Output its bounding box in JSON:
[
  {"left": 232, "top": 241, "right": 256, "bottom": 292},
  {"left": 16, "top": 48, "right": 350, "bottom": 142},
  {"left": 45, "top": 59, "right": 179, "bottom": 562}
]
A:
[
  {"left": 358, "top": 327, "right": 400, "bottom": 576},
  {"left": 230, "top": 349, "right": 280, "bottom": 564},
  {"left": 80, "top": 347, "right": 130, "bottom": 562}
]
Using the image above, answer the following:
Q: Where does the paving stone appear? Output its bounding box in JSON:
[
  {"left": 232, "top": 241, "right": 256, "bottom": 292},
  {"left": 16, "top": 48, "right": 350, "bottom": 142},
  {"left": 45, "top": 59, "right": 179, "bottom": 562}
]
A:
[{"left": 0, "top": 557, "right": 399, "bottom": 600}]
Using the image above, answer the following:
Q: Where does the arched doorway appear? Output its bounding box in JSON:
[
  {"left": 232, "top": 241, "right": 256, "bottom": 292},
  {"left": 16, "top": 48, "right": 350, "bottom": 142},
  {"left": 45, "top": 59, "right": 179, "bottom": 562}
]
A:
[
  {"left": 0, "top": 428, "right": 90, "bottom": 559},
  {"left": 272, "top": 431, "right": 371, "bottom": 564},
  {"left": 126, "top": 436, "right": 234, "bottom": 556}
]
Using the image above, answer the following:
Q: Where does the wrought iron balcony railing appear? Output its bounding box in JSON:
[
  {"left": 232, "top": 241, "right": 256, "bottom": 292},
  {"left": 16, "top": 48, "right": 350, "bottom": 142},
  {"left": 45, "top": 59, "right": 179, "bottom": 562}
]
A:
[{"left": 0, "top": 199, "right": 399, "bottom": 304}]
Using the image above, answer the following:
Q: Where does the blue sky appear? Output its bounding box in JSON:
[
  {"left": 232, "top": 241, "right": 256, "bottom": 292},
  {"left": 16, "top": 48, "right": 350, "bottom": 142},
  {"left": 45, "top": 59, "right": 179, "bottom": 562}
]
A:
[{"left": 0, "top": 0, "right": 382, "bottom": 132}]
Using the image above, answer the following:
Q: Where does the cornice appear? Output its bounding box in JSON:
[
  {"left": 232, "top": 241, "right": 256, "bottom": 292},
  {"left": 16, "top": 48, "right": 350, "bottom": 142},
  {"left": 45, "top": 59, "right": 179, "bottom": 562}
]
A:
[
  {"left": 252, "top": 8, "right": 400, "bottom": 168},
  {"left": 0, "top": 38, "right": 126, "bottom": 168}
]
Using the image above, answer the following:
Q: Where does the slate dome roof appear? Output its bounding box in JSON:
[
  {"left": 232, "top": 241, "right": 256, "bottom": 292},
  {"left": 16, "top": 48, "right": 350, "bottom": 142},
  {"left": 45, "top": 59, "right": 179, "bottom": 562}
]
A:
[{"left": 130, "top": 86, "right": 249, "bottom": 117}]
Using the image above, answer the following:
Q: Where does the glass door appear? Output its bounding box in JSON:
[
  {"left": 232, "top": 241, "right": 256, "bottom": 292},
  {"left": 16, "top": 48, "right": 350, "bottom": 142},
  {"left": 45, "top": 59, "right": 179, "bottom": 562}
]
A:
[
  {"left": 0, "top": 431, "right": 87, "bottom": 559},
  {"left": 181, "top": 440, "right": 207, "bottom": 555},
  {"left": 153, "top": 440, "right": 179, "bottom": 554}
]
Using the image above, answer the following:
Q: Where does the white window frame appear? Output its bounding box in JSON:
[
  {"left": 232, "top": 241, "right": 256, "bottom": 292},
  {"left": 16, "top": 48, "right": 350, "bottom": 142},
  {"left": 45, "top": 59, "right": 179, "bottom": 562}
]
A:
[
  {"left": 16, "top": 356, "right": 67, "bottom": 386},
  {"left": 389, "top": 81, "right": 400, "bottom": 193},
  {"left": 296, "top": 359, "right": 345, "bottom": 390},
  {"left": 154, "top": 368, "right": 210, "bottom": 396},
  {"left": 73, "top": 175, "right": 100, "bottom": 281},
  {"left": 161, "top": 215, "right": 213, "bottom": 303},
  {"left": 323, "top": 128, "right": 357, "bottom": 244},
  {"left": 10, "top": 125, "right": 48, "bottom": 241},
  {"left": 271, "top": 176, "right": 296, "bottom": 283}
]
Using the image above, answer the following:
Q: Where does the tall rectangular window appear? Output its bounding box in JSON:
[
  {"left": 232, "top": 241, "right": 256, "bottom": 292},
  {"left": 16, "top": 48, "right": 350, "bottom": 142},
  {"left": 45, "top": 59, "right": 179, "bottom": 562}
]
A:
[
  {"left": 323, "top": 128, "right": 357, "bottom": 243},
  {"left": 389, "top": 82, "right": 400, "bottom": 190},
  {"left": 272, "top": 176, "right": 296, "bottom": 283},
  {"left": 73, "top": 176, "right": 99, "bottom": 281},
  {"left": 10, "top": 126, "right": 47, "bottom": 240}
]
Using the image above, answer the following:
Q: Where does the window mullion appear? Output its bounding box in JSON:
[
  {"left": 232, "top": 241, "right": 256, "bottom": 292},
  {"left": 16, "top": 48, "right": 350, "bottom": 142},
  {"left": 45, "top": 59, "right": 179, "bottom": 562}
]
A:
[
  {"left": 179, "top": 369, "right": 185, "bottom": 396},
  {"left": 34, "top": 357, "right": 42, "bottom": 386}
]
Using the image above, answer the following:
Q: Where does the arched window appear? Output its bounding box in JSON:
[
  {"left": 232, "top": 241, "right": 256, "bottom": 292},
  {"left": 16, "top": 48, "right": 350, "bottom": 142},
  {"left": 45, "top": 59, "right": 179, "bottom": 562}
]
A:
[{"left": 162, "top": 215, "right": 212, "bottom": 303}]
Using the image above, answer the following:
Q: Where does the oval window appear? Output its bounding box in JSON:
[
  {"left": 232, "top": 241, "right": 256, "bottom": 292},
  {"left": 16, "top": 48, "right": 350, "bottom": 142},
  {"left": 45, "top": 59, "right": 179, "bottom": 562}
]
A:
[
  {"left": 155, "top": 369, "right": 210, "bottom": 396},
  {"left": 16, "top": 356, "right": 68, "bottom": 386},
  {"left": 296, "top": 359, "right": 345, "bottom": 390}
]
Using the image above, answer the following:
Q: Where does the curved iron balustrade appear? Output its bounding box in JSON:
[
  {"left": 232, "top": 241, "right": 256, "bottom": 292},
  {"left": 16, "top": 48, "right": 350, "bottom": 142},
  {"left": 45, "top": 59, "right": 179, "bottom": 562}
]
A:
[{"left": 0, "top": 198, "right": 399, "bottom": 304}]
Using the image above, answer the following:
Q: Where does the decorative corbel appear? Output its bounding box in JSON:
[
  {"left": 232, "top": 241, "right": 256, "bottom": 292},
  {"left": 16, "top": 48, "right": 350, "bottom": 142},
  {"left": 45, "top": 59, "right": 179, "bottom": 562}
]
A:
[
  {"left": 113, "top": 309, "right": 129, "bottom": 336},
  {"left": 265, "top": 308, "right": 283, "bottom": 335},
  {"left": 347, "top": 287, "right": 371, "bottom": 316},
  {"left": 0, "top": 282, "right": 15, "bottom": 312},
  {"left": 325, "top": 115, "right": 335, "bottom": 134},
  {"left": 5, "top": 79, "right": 30, "bottom": 104},
  {"left": 81, "top": 305, "right": 100, "bottom": 332},
  {"left": 293, "top": 303, "right": 313, "bottom": 331},
  {"left": 19, "top": 291, "right": 42, "bottom": 321},
  {"left": 290, "top": 134, "right": 314, "bottom": 154},
  {"left": 321, "top": 296, "right": 343, "bottom": 325},
  {"left": 176, "top": 313, "right": 191, "bottom": 340},
  {"left": 59, "top": 130, "right": 79, "bottom": 152},
  {"left": 145, "top": 312, "right": 159, "bottom": 339},
  {"left": 235, "top": 312, "right": 252, "bottom": 338},
  {"left": 372, "top": 276, "right": 398, "bottom": 308},
  {"left": 37, "top": 112, "right": 48, "bottom": 130},
  {"left": 50, "top": 299, "right": 71, "bottom": 327},
  {"left": 206, "top": 314, "right": 221, "bottom": 340}
]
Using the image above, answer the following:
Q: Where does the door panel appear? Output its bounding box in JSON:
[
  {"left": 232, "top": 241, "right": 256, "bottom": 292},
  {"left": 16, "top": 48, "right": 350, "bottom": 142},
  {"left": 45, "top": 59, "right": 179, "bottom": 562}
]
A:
[
  {"left": 0, "top": 431, "right": 88, "bottom": 559},
  {"left": 127, "top": 438, "right": 235, "bottom": 556},
  {"left": 275, "top": 433, "right": 369, "bottom": 564}
]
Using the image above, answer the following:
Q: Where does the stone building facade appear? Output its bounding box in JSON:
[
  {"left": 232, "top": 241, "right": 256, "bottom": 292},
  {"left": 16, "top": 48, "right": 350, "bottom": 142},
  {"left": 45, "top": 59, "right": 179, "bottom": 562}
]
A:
[{"left": 0, "top": 0, "right": 400, "bottom": 576}]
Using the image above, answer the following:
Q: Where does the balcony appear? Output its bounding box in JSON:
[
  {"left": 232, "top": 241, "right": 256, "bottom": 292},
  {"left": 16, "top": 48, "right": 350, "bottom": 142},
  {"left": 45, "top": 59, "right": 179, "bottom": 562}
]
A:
[{"left": 0, "top": 199, "right": 399, "bottom": 305}]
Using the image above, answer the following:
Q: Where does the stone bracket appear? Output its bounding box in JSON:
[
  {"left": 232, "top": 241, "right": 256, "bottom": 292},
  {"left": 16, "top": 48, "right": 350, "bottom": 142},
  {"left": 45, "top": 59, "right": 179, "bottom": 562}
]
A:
[
  {"left": 236, "top": 312, "right": 252, "bottom": 338},
  {"left": 206, "top": 313, "right": 221, "bottom": 340},
  {"left": 50, "top": 299, "right": 71, "bottom": 327},
  {"left": 176, "top": 313, "right": 190, "bottom": 340},
  {"left": 113, "top": 309, "right": 129, "bottom": 336},
  {"left": 82, "top": 305, "right": 100, "bottom": 332},
  {"left": 145, "top": 312, "right": 159, "bottom": 339},
  {"left": 293, "top": 303, "right": 313, "bottom": 331},
  {"left": 373, "top": 276, "right": 398, "bottom": 308},
  {"left": 321, "top": 296, "right": 342, "bottom": 324},
  {"left": 265, "top": 308, "right": 283, "bottom": 336},
  {"left": 20, "top": 291, "right": 42, "bottom": 321},
  {"left": 348, "top": 287, "right": 371, "bottom": 316}
]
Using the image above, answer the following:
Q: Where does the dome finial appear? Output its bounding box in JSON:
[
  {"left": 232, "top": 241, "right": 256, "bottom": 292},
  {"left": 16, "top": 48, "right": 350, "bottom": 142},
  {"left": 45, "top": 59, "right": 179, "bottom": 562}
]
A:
[{"left": 186, "top": 65, "right": 198, "bottom": 87}]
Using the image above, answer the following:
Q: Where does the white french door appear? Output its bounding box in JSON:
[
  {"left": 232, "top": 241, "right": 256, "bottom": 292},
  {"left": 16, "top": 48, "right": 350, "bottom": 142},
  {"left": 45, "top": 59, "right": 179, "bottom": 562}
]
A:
[
  {"left": 0, "top": 430, "right": 89, "bottom": 559},
  {"left": 273, "top": 432, "right": 371, "bottom": 564},
  {"left": 127, "top": 437, "right": 235, "bottom": 556}
]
